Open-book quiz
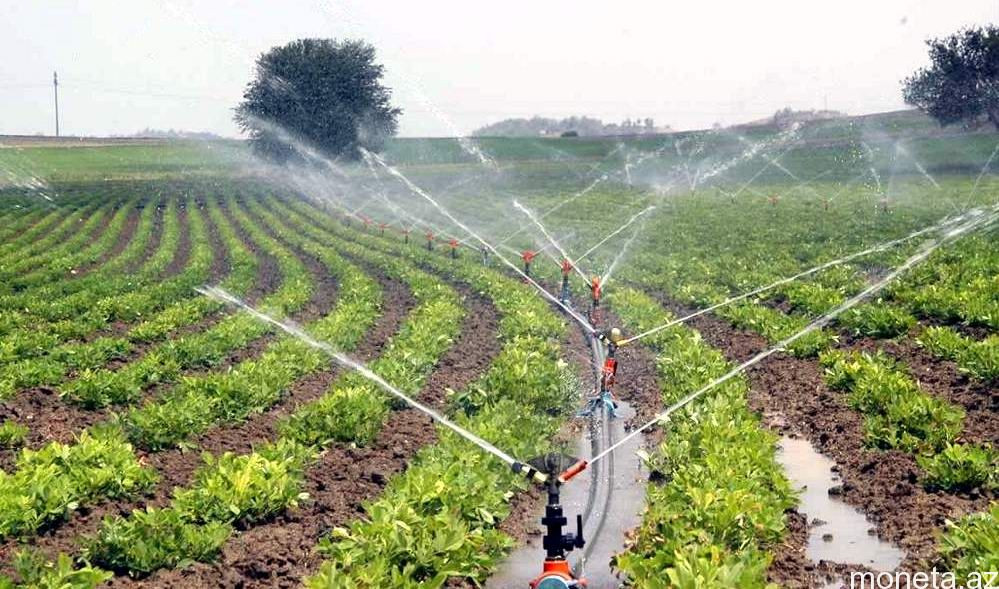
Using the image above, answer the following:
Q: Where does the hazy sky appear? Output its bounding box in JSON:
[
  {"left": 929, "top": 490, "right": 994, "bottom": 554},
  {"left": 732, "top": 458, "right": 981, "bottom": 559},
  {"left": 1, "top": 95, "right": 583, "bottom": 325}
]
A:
[{"left": 1, "top": 1, "right": 995, "bottom": 138}]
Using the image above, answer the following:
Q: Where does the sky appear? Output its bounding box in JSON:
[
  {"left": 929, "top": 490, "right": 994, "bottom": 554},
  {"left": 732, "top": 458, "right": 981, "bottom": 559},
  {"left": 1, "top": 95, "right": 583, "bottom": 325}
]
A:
[{"left": 0, "top": 1, "right": 995, "bottom": 138}]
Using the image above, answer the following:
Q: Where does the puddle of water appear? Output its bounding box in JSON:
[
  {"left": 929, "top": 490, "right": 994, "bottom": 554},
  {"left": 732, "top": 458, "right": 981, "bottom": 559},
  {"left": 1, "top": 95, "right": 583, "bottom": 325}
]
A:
[
  {"left": 777, "top": 436, "right": 905, "bottom": 578},
  {"left": 487, "top": 401, "right": 647, "bottom": 589}
]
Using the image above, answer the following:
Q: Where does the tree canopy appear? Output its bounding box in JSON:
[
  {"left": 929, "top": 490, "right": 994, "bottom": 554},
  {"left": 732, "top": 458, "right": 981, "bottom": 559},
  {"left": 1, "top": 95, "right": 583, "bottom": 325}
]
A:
[
  {"left": 903, "top": 26, "right": 999, "bottom": 130},
  {"left": 235, "top": 38, "right": 400, "bottom": 161}
]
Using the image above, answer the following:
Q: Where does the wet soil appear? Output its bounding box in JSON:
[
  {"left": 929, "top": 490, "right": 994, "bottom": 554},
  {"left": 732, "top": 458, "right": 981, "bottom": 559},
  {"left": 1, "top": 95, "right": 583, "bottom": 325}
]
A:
[{"left": 635, "top": 290, "right": 995, "bottom": 581}]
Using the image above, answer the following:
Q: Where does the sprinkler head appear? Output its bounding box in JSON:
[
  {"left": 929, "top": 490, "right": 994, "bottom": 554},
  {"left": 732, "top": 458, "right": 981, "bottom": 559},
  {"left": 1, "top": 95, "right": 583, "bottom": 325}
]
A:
[{"left": 609, "top": 327, "right": 623, "bottom": 343}]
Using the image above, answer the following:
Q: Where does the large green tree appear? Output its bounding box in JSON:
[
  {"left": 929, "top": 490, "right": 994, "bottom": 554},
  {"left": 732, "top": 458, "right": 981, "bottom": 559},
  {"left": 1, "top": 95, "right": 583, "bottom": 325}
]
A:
[
  {"left": 235, "top": 39, "right": 400, "bottom": 161},
  {"left": 903, "top": 26, "right": 999, "bottom": 130}
]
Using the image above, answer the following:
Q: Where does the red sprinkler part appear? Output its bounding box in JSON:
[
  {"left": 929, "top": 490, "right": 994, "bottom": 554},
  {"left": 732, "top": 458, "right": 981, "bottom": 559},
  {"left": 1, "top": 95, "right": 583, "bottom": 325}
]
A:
[
  {"left": 601, "top": 356, "right": 617, "bottom": 388},
  {"left": 522, "top": 250, "right": 537, "bottom": 264},
  {"left": 590, "top": 276, "right": 602, "bottom": 300},
  {"left": 529, "top": 561, "right": 586, "bottom": 589},
  {"left": 449, "top": 238, "right": 459, "bottom": 248},
  {"left": 557, "top": 459, "right": 588, "bottom": 483},
  {"left": 561, "top": 259, "right": 573, "bottom": 276}
]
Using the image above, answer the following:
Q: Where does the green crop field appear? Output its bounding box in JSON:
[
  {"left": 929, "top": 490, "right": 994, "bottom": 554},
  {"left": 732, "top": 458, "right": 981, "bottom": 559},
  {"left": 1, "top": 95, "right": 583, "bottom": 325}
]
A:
[{"left": 0, "top": 110, "right": 996, "bottom": 588}]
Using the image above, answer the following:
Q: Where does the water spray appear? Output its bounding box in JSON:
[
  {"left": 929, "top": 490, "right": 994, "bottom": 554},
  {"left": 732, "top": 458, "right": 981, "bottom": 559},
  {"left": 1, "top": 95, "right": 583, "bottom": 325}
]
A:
[
  {"left": 361, "top": 147, "right": 595, "bottom": 333},
  {"left": 590, "top": 205, "right": 999, "bottom": 467},
  {"left": 195, "top": 285, "right": 543, "bottom": 482},
  {"left": 617, "top": 206, "right": 987, "bottom": 347}
]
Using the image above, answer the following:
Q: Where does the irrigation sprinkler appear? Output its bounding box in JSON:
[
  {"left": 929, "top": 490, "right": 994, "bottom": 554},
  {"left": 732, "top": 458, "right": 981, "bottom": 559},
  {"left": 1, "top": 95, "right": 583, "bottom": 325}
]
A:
[
  {"left": 511, "top": 453, "right": 588, "bottom": 589},
  {"left": 578, "top": 328, "right": 623, "bottom": 418},
  {"left": 559, "top": 259, "right": 573, "bottom": 305},
  {"left": 426, "top": 231, "right": 435, "bottom": 251},
  {"left": 521, "top": 250, "right": 537, "bottom": 277},
  {"left": 449, "top": 238, "right": 459, "bottom": 259},
  {"left": 379, "top": 222, "right": 388, "bottom": 236},
  {"left": 588, "top": 276, "right": 602, "bottom": 326},
  {"left": 481, "top": 247, "right": 489, "bottom": 266}
]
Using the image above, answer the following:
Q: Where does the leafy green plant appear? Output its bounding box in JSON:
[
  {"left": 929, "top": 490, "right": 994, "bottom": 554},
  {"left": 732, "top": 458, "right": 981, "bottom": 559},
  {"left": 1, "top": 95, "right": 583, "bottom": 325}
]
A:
[
  {"left": 939, "top": 502, "right": 999, "bottom": 585},
  {"left": 84, "top": 508, "right": 231, "bottom": 575},
  {"left": 0, "top": 550, "right": 111, "bottom": 589},
  {"left": 0, "top": 421, "right": 28, "bottom": 448},
  {"left": 919, "top": 443, "right": 999, "bottom": 492},
  {"left": 838, "top": 301, "right": 916, "bottom": 338}
]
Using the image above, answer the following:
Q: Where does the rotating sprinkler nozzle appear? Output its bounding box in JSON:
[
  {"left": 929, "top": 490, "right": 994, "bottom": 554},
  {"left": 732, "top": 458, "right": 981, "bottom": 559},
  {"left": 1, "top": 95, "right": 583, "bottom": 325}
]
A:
[
  {"left": 510, "top": 453, "right": 588, "bottom": 589},
  {"left": 449, "top": 238, "right": 459, "bottom": 259},
  {"left": 579, "top": 327, "right": 623, "bottom": 419},
  {"left": 426, "top": 231, "right": 435, "bottom": 251},
  {"left": 521, "top": 250, "right": 537, "bottom": 278},
  {"left": 588, "top": 276, "right": 602, "bottom": 326},
  {"left": 559, "top": 259, "right": 573, "bottom": 305}
]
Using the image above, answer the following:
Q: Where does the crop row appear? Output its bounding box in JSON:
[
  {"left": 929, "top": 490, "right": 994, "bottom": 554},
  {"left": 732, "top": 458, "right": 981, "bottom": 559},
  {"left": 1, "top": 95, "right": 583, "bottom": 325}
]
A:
[
  {"left": 607, "top": 286, "right": 793, "bottom": 587},
  {"left": 0, "top": 201, "right": 108, "bottom": 278},
  {"left": 270, "top": 195, "right": 576, "bottom": 586},
  {"left": 918, "top": 326, "right": 998, "bottom": 382},
  {"left": 76, "top": 203, "right": 462, "bottom": 579},
  {"left": 61, "top": 198, "right": 312, "bottom": 409},
  {"left": 0, "top": 198, "right": 215, "bottom": 399},
  {"left": 819, "top": 349, "right": 996, "bottom": 491},
  {"left": 0, "top": 198, "right": 180, "bottom": 358}
]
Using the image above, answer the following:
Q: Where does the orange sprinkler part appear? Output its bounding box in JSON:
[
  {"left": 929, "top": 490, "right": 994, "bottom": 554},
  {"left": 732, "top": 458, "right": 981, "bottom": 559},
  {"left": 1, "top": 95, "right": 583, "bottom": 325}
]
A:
[
  {"left": 529, "top": 560, "right": 586, "bottom": 588},
  {"left": 590, "top": 276, "right": 602, "bottom": 300},
  {"left": 449, "top": 238, "right": 459, "bottom": 249},
  {"left": 557, "top": 459, "right": 588, "bottom": 483},
  {"left": 521, "top": 250, "right": 537, "bottom": 264},
  {"left": 561, "top": 259, "right": 573, "bottom": 276}
]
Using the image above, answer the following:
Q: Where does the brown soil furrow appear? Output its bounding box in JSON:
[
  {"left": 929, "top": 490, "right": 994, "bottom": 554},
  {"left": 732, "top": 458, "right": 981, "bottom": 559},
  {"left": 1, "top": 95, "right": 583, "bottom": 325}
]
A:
[
  {"left": 160, "top": 201, "right": 191, "bottom": 279},
  {"left": 216, "top": 200, "right": 279, "bottom": 304},
  {"left": 76, "top": 204, "right": 141, "bottom": 276},
  {"left": 124, "top": 202, "right": 165, "bottom": 274}
]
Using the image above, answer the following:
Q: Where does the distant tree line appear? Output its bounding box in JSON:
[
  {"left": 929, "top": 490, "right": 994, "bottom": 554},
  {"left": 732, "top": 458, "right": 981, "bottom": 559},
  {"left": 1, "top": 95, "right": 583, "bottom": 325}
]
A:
[
  {"left": 472, "top": 115, "right": 669, "bottom": 137},
  {"left": 125, "top": 129, "right": 224, "bottom": 140}
]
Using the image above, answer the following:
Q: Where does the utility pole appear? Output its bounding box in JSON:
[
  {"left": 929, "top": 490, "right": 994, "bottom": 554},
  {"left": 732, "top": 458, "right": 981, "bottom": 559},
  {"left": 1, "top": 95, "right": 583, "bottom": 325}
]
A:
[{"left": 53, "top": 71, "right": 59, "bottom": 137}]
